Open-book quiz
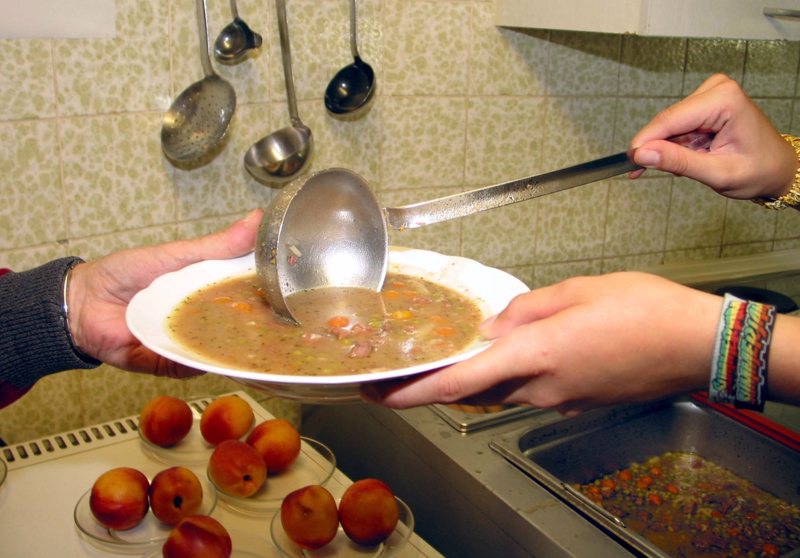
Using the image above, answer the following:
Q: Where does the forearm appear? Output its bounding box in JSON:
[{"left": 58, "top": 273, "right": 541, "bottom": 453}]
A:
[
  {"left": 0, "top": 257, "right": 100, "bottom": 402},
  {"left": 765, "top": 313, "right": 800, "bottom": 404}
]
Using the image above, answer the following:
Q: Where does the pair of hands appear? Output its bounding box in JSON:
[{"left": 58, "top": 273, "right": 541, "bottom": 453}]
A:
[
  {"left": 74, "top": 75, "right": 797, "bottom": 413},
  {"left": 366, "top": 74, "right": 798, "bottom": 412}
]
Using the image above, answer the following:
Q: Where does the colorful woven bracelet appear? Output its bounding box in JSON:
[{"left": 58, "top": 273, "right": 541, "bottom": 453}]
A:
[{"left": 709, "top": 294, "right": 776, "bottom": 411}]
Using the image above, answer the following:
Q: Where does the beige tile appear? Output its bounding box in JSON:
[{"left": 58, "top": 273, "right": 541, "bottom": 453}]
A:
[
  {"left": 0, "top": 120, "right": 64, "bottom": 250},
  {"left": 753, "top": 98, "right": 793, "bottom": 131},
  {"left": 175, "top": 103, "right": 274, "bottom": 220},
  {"left": 0, "top": 40, "right": 56, "bottom": 120},
  {"left": 722, "top": 199, "right": 777, "bottom": 244},
  {"left": 720, "top": 241, "right": 772, "bottom": 258},
  {"left": 613, "top": 96, "right": 680, "bottom": 150},
  {"left": 61, "top": 113, "right": 176, "bottom": 237},
  {"left": 542, "top": 97, "right": 618, "bottom": 169},
  {"left": 460, "top": 200, "right": 536, "bottom": 269},
  {"left": 380, "top": 96, "right": 467, "bottom": 190},
  {"left": 535, "top": 180, "right": 609, "bottom": 263},
  {"left": 67, "top": 225, "right": 178, "bottom": 262},
  {"left": 619, "top": 36, "right": 686, "bottom": 97},
  {"left": 383, "top": 0, "right": 470, "bottom": 96},
  {"left": 776, "top": 207, "right": 800, "bottom": 240},
  {"left": 55, "top": 0, "right": 171, "bottom": 115},
  {"left": 666, "top": 177, "right": 727, "bottom": 251},
  {"left": 604, "top": 177, "right": 672, "bottom": 257},
  {"left": 683, "top": 39, "right": 746, "bottom": 95},
  {"left": 0, "top": 372, "right": 86, "bottom": 443},
  {"left": 380, "top": 187, "right": 463, "bottom": 256},
  {"left": 176, "top": 213, "right": 251, "bottom": 240},
  {"left": 465, "top": 96, "right": 546, "bottom": 185},
  {"left": 775, "top": 237, "right": 800, "bottom": 251},
  {"left": 531, "top": 259, "right": 603, "bottom": 290},
  {"left": 546, "top": 31, "right": 621, "bottom": 97},
  {"left": 0, "top": 244, "right": 68, "bottom": 272},
  {"left": 469, "top": 3, "right": 548, "bottom": 96},
  {"left": 601, "top": 253, "right": 664, "bottom": 274},
  {"left": 663, "top": 246, "right": 721, "bottom": 263},
  {"left": 743, "top": 40, "right": 800, "bottom": 98}
]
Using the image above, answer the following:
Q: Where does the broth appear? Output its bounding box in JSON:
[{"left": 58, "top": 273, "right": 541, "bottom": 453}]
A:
[{"left": 167, "top": 272, "right": 483, "bottom": 375}]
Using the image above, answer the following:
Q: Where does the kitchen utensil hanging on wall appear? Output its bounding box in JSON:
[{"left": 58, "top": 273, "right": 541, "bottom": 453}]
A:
[
  {"left": 161, "top": 0, "right": 236, "bottom": 163},
  {"left": 324, "top": 0, "right": 376, "bottom": 119},
  {"left": 244, "top": 0, "right": 313, "bottom": 184},
  {"left": 214, "top": 0, "right": 263, "bottom": 64}
]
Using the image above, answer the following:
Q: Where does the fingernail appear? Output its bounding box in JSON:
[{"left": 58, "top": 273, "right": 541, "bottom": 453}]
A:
[
  {"left": 478, "top": 315, "right": 496, "bottom": 334},
  {"left": 636, "top": 149, "right": 660, "bottom": 167}
]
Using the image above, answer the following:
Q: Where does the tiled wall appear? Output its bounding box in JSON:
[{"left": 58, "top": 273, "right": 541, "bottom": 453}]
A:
[{"left": 2, "top": 0, "right": 800, "bottom": 442}]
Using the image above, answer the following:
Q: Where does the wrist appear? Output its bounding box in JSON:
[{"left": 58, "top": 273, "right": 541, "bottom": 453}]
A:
[
  {"left": 63, "top": 260, "right": 97, "bottom": 362},
  {"left": 752, "top": 134, "right": 800, "bottom": 210}
]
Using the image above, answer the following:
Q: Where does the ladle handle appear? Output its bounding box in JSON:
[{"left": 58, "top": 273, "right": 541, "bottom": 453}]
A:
[
  {"left": 350, "top": 0, "right": 360, "bottom": 60},
  {"left": 197, "top": 0, "right": 215, "bottom": 77},
  {"left": 276, "top": 0, "right": 302, "bottom": 126},
  {"left": 385, "top": 132, "right": 713, "bottom": 230}
]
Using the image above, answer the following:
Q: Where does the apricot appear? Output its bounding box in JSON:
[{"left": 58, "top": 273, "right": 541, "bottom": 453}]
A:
[
  {"left": 245, "top": 419, "right": 301, "bottom": 474},
  {"left": 162, "top": 515, "right": 232, "bottom": 558},
  {"left": 280, "top": 485, "right": 339, "bottom": 550},
  {"left": 338, "top": 478, "right": 400, "bottom": 546},
  {"left": 149, "top": 466, "right": 203, "bottom": 526},
  {"left": 207, "top": 439, "right": 266, "bottom": 498},
  {"left": 200, "top": 395, "right": 254, "bottom": 446},
  {"left": 139, "top": 395, "right": 194, "bottom": 447},
  {"left": 89, "top": 467, "right": 150, "bottom": 531}
]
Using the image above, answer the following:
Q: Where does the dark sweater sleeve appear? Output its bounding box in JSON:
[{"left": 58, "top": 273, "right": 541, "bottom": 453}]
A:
[{"left": 0, "top": 257, "right": 101, "bottom": 395}]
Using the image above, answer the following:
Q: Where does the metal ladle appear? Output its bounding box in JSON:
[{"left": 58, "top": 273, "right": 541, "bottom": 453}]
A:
[
  {"left": 244, "top": 0, "right": 312, "bottom": 184},
  {"left": 257, "top": 133, "right": 713, "bottom": 324},
  {"left": 214, "top": 0, "right": 263, "bottom": 64},
  {"left": 161, "top": 0, "right": 236, "bottom": 162},
  {"left": 324, "top": 0, "right": 376, "bottom": 119}
]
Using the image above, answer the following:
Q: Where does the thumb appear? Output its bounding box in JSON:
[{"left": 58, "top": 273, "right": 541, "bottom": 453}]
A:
[{"left": 633, "top": 141, "right": 732, "bottom": 190}]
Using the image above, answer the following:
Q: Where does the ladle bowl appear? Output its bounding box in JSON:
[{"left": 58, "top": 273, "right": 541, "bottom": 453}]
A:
[
  {"left": 162, "top": 0, "right": 236, "bottom": 162},
  {"left": 257, "top": 132, "right": 714, "bottom": 324},
  {"left": 245, "top": 0, "right": 312, "bottom": 184},
  {"left": 214, "top": 16, "right": 262, "bottom": 64},
  {"left": 324, "top": 0, "right": 375, "bottom": 119}
]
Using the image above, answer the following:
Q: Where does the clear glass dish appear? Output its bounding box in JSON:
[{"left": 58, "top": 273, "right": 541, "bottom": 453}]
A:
[
  {"left": 209, "top": 437, "right": 336, "bottom": 516},
  {"left": 73, "top": 475, "right": 217, "bottom": 555},
  {"left": 270, "top": 496, "right": 414, "bottom": 558},
  {"left": 138, "top": 415, "right": 215, "bottom": 466},
  {"left": 144, "top": 528, "right": 270, "bottom": 558}
]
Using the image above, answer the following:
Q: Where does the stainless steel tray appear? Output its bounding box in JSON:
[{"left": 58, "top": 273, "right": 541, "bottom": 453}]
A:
[
  {"left": 490, "top": 398, "right": 800, "bottom": 558},
  {"left": 429, "top": 403, "right": 542, "bottom": 433}
]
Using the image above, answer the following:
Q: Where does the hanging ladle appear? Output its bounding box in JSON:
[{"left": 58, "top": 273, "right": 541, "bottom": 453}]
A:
[
  {"left": 256, "top": 132, "right": 714, "bottom": 324},
  {"left": 324, "top": 0, "right": 376, "bottom": 119},
  {"left": 161, "top": 0, "right": 236, "bottom": 162},
  {"left": 244, "top": 0, "right": 312, "bottom": 184},
  {"left": 214, "top": 0, "right": 263, "bottom": 64}
]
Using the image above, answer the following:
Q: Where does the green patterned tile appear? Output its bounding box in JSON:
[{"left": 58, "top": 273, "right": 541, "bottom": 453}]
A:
[
  {"left": 666, "top": 177, "right": 727, "bottom": 251},
  {"left": 602, "top": 253, "right": 664, "bottom": 274},
  {"left": 383, "top": 0, "right": 470, "bottom": 96},
  {"left": 469, "top": 2, "right": 548, "bottom": 96},
  {"left": 542, "top": 97, "right": 618, "bottom": 169},
  {"left": 683, "top": 38, "right": 746, "bottom": 95},
  {"left": 604, "top": 177, "right": 672, "bottom": 257},
  {"left": 535, "top": 180, "right": 609, "bottom": 264},
  {"left": 460, "top": 200, "right": 536, "bottom": 269},
  {"left": 67, "top": 225, "right": 178, "bottom": 262},
  {"left": 619, "top": 36, "right": 686, "bottom": 97},
  {"left": 720, "top": 241, "right": 773, "bottom": 258},
  {"left": 531, "top": 259, "right": 603, "bottom": 290},
  {"left": 55, "top": 0, "right": 170, "bottom": 115},
  {"left": 0, "top": 39, "right": 56, "bottom": 120},
  {"left": 465, "top": 96, "right": 547, "bottom": 185},
  {"left": 380, "top": 187, "right": 462, "bottom": 256},
  {"left": 743, "top": 40, "right": 800, "bottom": 97},
  {"left": 60, "top": 113, "right": 176, "bottom": 237},
  {"left": 380, "top": 96, "right": 467, "bottom": 190},
  {"left": 0, "top": 244, "right": 67, "bottom": 272},
  {"left": 0, "top": 120, "right": 64, "bottom": 250},
  {"left": 722, "top": 199, "right": 777, "bottom": 244},
  {"left": 546, "top": 31, "right": 621, "bottom": 97}
]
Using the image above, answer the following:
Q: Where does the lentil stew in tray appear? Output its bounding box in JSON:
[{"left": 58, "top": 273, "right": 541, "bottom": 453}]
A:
[{"left": 577, "top": 451, "right": 800, "bottom": 558}]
